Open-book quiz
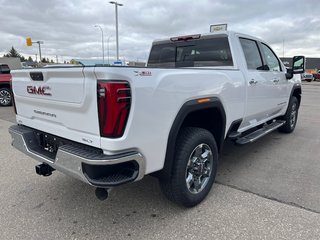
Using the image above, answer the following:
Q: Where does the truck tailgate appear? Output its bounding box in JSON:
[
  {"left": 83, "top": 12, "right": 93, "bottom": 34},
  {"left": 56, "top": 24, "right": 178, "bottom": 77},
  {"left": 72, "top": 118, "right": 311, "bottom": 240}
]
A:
[{"left": 11, "top": 67, "right": 101, "bottom": 148}]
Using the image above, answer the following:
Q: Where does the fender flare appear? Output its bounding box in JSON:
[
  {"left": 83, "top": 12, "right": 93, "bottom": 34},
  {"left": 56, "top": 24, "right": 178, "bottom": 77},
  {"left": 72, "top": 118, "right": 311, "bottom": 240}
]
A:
[
  {"left": 160, "top": 97, "right": 226, "bottom": 179},
  {"left": 289, "top": 84, "right": 302, "bottom": 106}
]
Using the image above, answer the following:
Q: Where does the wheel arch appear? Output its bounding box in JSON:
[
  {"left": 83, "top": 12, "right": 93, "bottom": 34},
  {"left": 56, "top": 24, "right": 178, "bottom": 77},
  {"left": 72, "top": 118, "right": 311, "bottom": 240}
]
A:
[
  {"left": 0, "top": 82, "right": 11, "bottom": 90},
  {"left": 160, "top": 97, "right": 226, "bottom": 179},
  {"left": 290, "top": 84, "right": 302, "bottom": 107}
]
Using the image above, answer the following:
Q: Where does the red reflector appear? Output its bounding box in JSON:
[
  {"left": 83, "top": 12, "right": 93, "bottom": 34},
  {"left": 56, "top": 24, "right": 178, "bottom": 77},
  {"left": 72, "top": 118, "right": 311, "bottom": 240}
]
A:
[{"left": 97, "top": 81, "right": 131, "bottom": 138}]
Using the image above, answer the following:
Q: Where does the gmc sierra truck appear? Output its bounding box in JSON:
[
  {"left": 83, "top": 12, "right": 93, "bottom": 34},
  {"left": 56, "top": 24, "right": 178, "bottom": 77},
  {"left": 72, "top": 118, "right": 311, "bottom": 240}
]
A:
[{"left": 9, "top": 30, "right": 304, "bottom": 207}]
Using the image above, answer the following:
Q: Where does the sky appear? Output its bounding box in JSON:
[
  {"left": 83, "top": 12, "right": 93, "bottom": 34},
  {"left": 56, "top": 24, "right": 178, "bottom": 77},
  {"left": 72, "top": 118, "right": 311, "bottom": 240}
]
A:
[{"left": 0, "top": 0, "right": 319, "bottom": 63}]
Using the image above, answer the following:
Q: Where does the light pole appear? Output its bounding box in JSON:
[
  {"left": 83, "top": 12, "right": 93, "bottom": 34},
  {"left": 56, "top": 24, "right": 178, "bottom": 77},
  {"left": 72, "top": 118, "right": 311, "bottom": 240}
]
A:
[
  {"left": 36, "top": 41, "right": 43, "bottom": 62},
  {"left": 107, "top": 36, "right": 111, "bottom": 65},
  {"left": 109, "top": 1, "right": 123, "bottom": 62},
  {"left": 94, "top": 25, "right": 105, "bottom": 65}
]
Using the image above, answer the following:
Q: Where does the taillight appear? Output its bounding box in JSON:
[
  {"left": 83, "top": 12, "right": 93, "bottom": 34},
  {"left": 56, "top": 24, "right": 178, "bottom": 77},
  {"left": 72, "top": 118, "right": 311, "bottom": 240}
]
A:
[{"left": 97, "top": 80, "right": 131, "bottom": 138}]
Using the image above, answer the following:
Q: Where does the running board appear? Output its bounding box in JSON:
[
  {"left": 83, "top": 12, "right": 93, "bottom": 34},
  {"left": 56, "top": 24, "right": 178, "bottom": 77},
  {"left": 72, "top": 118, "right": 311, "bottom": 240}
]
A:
[{"left": 236, "top": 120, "right": 285, "bottom": 145}]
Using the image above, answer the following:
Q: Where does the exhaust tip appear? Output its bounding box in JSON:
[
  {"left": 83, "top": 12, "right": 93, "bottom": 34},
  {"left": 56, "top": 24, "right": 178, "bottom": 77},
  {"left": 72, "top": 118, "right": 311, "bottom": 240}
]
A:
[{"left": 95, "top": 188, "right": 109, "bottom": 201}]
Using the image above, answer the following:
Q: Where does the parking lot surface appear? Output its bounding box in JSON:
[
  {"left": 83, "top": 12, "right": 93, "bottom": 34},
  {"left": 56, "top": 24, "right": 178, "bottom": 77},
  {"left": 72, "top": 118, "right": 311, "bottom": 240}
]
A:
[{"left": 0, "top": 82, "right": 320, "bottom": 240}]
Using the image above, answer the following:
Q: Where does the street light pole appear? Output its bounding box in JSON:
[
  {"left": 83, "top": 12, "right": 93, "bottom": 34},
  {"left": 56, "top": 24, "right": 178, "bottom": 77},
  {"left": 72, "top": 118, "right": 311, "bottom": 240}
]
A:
[
  {"left": 109, "top": 1, "right": 123, "bottom": 62},
  {"left": 107, "top": 36, "right": 111, "bottom": 65},
  {"left": 94, "top": 25, "right": 105, "bottom": 65}
]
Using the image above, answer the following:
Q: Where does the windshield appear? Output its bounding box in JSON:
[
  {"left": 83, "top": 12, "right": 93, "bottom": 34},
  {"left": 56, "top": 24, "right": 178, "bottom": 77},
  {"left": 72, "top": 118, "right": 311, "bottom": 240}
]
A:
[
  {"left": 0, "top": 65, "right": 10, "bottom": 74},
  {"left": 147, "top": 37, "right": 233, "bottom": 68}
]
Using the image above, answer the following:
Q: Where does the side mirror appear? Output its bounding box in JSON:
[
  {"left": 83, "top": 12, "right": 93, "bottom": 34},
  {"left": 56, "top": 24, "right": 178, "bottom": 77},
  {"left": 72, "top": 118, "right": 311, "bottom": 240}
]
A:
[
  {"left": 292, "top": 56, "right": 305, "bottom": 74},
  {"left": 285, "top": 56, "right": 305, "bottom": 79}
]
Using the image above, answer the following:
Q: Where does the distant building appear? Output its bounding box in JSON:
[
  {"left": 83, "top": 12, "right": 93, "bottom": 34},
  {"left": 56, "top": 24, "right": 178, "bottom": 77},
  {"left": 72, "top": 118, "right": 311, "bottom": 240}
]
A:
[{"left": 0, "top": 57, "right": 21, "bottom": 70}]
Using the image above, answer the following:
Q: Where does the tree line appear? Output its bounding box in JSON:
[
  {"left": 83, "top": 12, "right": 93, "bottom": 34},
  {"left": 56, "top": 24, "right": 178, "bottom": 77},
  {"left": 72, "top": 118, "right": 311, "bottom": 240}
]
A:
[{"left": 3, "top": 46, "right": 54, "bottom": 63}]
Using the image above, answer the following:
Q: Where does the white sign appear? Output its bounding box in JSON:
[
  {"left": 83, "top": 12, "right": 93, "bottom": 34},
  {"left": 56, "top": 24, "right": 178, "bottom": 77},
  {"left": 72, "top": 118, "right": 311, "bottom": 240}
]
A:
[{"left": 210, "top": 24, "right": 228, "bottom": 32}]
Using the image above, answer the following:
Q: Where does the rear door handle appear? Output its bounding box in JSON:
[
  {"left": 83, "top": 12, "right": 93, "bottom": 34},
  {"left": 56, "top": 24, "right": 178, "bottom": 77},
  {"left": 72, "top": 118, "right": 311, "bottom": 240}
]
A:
[
  {"left": 273, "top": 78, "right": 280, "bottom": 83},
  {"left": 249, "top": 80, "right": 258, "bottom": 85}
]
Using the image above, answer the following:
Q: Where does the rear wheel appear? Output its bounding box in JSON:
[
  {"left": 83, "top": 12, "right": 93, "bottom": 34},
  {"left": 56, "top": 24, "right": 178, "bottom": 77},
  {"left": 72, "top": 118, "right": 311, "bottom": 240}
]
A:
[
  {"left": 278, "top": 96, "right": 299, "bottom": 133},
  {"left": 159, "top": 127, "right": 218, "bottom": 207},
  {"left": 0, "top": 88, "right": 12, "bottom": 106}
]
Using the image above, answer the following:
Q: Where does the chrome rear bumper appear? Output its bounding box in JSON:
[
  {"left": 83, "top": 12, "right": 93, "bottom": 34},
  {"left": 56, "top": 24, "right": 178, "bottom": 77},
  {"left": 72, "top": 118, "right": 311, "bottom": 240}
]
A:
[{"left": 9, "top": 125, "right": 145, "bottom": 187}]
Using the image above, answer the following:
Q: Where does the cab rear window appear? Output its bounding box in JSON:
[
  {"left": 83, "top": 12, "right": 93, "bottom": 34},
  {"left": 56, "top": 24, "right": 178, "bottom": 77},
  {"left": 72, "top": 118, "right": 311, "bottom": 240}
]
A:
[{"left": 147, "top": 37, "right": 233, "bottom": 68}]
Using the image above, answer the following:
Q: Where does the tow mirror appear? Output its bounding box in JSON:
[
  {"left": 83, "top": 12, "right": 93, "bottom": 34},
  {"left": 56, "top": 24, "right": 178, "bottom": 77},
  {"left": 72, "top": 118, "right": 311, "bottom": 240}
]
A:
[
  {"left": 286, "top": 56, "right": 305, "bottom": 79},
  {"left": 292, "top": 56, "right": 305, "bottom": 74}
]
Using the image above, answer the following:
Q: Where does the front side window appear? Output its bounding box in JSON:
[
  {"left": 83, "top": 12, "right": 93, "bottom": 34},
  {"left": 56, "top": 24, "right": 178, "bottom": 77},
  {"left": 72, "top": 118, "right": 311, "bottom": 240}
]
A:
[
  {"left": 261, "top": 44, "right": 281, "bottom": 72},
  {"left": 240, "top": 38, "right": 264, "bottom": 70}
]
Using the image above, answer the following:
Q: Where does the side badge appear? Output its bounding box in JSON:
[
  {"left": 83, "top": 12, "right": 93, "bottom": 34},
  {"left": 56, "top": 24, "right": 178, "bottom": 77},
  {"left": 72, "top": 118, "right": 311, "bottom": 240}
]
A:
[{"left": 134, "top": 70, "right": 152, "bottom": 76}]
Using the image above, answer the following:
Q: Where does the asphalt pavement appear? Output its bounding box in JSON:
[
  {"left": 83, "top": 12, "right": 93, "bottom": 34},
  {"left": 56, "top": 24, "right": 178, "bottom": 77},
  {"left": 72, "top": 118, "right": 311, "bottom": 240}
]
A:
[{"left": 0, "top": 82, "right": 319, "bottom": 240}]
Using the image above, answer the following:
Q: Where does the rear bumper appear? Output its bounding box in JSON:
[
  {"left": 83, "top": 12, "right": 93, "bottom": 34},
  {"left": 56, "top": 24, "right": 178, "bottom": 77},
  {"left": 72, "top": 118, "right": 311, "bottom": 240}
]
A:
[{"left": 9, "top": 125, "right": 145, "bottom": 187}]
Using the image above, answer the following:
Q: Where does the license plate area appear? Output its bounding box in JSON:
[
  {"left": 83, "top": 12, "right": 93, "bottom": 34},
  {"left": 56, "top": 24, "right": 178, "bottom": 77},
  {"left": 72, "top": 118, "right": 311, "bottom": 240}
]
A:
[{"left": 32, "top": 131, "right": 67, "bottom": 161}]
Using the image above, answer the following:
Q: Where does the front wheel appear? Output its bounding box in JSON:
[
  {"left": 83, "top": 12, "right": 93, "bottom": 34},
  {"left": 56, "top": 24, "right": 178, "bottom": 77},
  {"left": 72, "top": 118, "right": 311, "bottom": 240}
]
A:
[
  {"left": 0, "top": 88, "right": 12, "bottom": 106},
  {"left": 159, "top": 127, "right": 218, "bottom": 207},
  {"left": 278, "top": 96, "right": 299, "bottom": 133}
]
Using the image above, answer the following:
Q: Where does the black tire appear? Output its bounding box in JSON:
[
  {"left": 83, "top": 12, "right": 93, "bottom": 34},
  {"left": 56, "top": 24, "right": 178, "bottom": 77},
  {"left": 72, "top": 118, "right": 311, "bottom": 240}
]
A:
[
  {"left": 306, "top": 79, "right": 312, "bottom": 82},
  {"left": 278, "top": 96, "right": 299, "bottom": 133},
  {"left": 0, "top": 88, "right": 12, "bottom": 106},
  {"left": 159, "top": 127, "right": 218, "bottom": 207}
]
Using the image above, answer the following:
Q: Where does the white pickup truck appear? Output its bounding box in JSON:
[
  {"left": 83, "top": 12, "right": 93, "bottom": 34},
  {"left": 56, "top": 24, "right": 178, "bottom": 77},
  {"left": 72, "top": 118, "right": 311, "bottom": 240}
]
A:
[{"left": 9, "top": 30, "right": 305, "bottom": 207}]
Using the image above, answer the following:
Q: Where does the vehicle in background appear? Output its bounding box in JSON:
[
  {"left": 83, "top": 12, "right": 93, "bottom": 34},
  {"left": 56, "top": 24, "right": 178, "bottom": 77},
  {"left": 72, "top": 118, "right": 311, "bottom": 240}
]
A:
[
  {"left": 0, "top": 64, "right": 12, "bottom": 106},
  {"left": 301, "top": 72, "right": 314, "bottom": 82},
  {"left": 313, "top": 70, "right": 320, "bottom": 81}
]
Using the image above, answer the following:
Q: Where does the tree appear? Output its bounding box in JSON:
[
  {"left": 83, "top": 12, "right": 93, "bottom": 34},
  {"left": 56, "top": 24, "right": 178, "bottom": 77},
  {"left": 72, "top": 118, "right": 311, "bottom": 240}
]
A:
[
  {"left": 4, "top": 46, "right": 26, "bottom": 62},
  {"left": 41, "top": 58, "right": 47, "bottom": 63},
  {"left": 7, "top": 46, "right": 20, "bottom": 58},
  {"left": 27, "top": 56, "right": 34, "bottom": 62}
]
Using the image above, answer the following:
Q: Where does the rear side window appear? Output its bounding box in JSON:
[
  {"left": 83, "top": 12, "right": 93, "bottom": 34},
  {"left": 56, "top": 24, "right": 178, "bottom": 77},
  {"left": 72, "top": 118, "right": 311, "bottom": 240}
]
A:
[
  {"left": 148, "top": 37, "right": 233, "bottom": 68},
  {"left": 240, "top": 38, "right": 264, "bottom": 70}
]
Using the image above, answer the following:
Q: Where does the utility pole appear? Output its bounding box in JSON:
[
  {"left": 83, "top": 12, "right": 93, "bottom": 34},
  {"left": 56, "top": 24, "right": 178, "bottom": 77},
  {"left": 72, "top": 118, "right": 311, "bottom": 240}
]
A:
[
  {"left": 56, "top": 55, "right": 58, "bottom": 63},
  {"left": 37, "top": 41, "right": 43, "bottom": 62},
  {"left": 109, "top": 1, "right": 123, "bottom": 61}
]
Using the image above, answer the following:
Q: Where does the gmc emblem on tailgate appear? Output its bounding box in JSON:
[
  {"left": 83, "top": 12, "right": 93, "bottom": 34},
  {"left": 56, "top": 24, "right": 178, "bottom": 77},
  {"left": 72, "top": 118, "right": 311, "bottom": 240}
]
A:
[{"left": 27, "top": 86, "right": 52, "bottom": 96}]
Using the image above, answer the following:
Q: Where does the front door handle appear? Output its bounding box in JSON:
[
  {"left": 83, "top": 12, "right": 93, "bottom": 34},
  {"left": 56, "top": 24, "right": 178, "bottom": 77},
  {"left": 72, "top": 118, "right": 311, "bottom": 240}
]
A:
[
  {"left": 249, "top": 79, "right": 258, "bottom": 85},
  {"left": 273, "top": 78, "right": 280, "bottom": 83}
]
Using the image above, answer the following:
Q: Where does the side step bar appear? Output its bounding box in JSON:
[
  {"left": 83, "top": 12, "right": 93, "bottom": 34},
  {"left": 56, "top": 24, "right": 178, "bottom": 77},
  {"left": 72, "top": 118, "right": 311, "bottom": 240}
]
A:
[{"left": 235, "top": 120, "right": 285, "bottom": 145}]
